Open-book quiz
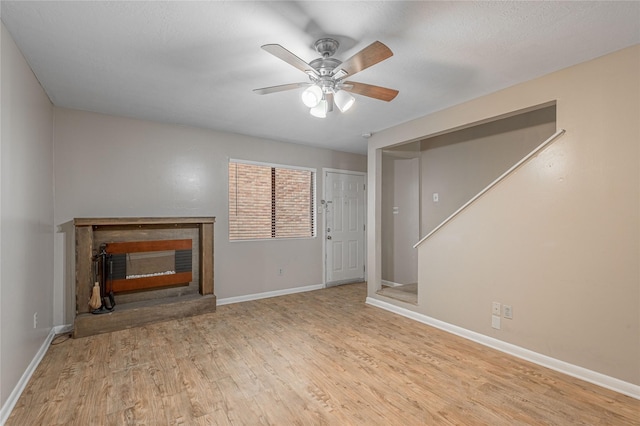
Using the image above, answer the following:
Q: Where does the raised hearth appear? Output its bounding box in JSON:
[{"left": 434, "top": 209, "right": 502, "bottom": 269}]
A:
[{"left": 73, "top": 217, "right": 215, "bottom": 338}]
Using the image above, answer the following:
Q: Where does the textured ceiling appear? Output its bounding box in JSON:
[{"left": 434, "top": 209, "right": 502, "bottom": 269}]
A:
[{"left": 2, "top": 1, "right": 639, "bottom": 154}]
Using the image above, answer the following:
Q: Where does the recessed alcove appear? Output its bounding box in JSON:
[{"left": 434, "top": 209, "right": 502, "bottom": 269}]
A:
[
  {"left": 73, "top": 217, "right": 215, "bottom": 338},
  {"left": 378, "top": 103, "right": 557, "bottom": 304}
]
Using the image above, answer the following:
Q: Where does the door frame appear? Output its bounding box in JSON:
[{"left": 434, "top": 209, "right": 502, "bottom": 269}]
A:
[{"left": 322, "top": 168, "right": 367, "bottom": 286}]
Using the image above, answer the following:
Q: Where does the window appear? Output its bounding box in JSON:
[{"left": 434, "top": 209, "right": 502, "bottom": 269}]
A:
[{"left": 229, "top": 160, "right": 316, "bottom": 240}]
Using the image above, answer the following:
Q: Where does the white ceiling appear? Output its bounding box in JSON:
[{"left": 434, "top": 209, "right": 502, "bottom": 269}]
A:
[{"left": 2, "top": 1, "right": 639, "bottom": 154}]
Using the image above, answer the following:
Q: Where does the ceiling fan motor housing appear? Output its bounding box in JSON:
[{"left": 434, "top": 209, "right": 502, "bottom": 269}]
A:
[
  {"left": 309, "top": 57, "right": 341, "bottom": 76},
  {"left": 311, "top": 39, "right": 344, "bottom": 91},
  {"left": 314, "top": 38, "right": 339, "bottom": 58}
]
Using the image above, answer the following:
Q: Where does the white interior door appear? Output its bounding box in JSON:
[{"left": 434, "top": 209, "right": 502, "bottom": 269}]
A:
[{"left": 325, "top": 171, "right": 366, "bottom": 285}]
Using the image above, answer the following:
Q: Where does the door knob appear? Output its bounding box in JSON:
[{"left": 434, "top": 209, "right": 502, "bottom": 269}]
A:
[{"left": 327, "top": 236, "right": 332, "bottom": 240}]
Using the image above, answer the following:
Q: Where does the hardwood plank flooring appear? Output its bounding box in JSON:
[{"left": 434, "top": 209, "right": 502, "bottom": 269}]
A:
[
  {"left": 377, "top": 283, "right": 418, "bottom": 304},
  {"left": 7, "top": 283, "right": 639, "bottom": 425}
]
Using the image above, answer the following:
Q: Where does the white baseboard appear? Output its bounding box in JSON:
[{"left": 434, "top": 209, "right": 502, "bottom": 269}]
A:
[
  {"left": 326, "top": 278, "right": 364, "bottom": 288},
  {"left": 217, "top": 283, "right": 325, "bottom": 306},
  {"left": 0, "top": 324, "right": 73, "bottom": 425},
  {"left": 366, "top": 297, "right": 640, "bottom": 400},
  {"left": 381, "top": 280, "right": 403, "bottom": 287},
  {"left": 52, "top": 324, "right": 74, "bottom": 335}
]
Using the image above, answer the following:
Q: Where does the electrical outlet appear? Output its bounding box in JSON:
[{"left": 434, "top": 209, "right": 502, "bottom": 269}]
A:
[
  {"left": 278, "top": 268, "right": 284, "bottom": 276},
  {"left": 504, "top": 305, "right": 513, "bottom": 319},
  {"left": 492, "top": 302, "right": 501, "bottom": 316},
  {"left": 433, "top": 193, "right": 439, "bottom": 202},
  {"left": 491, "top": 315, "right": 501, "bottom": 329},
  {"left": 33, "top": 312, "right": 38, "bottom": 329}
]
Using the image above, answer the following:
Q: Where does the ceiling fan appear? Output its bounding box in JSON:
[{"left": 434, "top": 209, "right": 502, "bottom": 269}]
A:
[{"left": 254, "top": 38, "right": 399, "bottom": 118}]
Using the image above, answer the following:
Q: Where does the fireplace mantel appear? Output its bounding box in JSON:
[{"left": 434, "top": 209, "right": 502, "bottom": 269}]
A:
[
  {"left": 73, "top": 216, "right": 215, "bottom": 337},
  {"left": 74, "top": 216, "right": 216, "bottom": 227}
]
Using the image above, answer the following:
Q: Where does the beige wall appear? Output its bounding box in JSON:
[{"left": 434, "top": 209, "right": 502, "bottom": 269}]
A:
[
  {"left": 381, "top": 154, "right": 420, "bottom": 285},
  {"left": 0, "top": 23, "right": 54, "bottom": 410},
  {"left": 53, "top": 108, "right": 366, "bottom": 324},
  {"left": 381, "top": 108, "right": 556, "bottom": 285},
  {"left": 368, "top": 45, "right": 640, "bottom": 385},
  {"left": 420, "top": 106, "right": 556, "bottom": 233}
]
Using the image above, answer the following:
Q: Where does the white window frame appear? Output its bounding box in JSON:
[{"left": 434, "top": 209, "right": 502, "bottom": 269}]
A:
[{"left": 228, "top": 158, "right": 317, "bottom": 242}]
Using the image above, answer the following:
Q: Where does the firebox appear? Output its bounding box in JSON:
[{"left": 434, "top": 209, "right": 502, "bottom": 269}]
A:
[{"left": 102, "top": 239, "right": 193, "bottom": 293}]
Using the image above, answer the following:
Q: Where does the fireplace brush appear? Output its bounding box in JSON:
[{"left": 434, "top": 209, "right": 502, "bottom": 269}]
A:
[
  {"left": 89, "top": 255, "right": 101, "bottom": 310},
  {"left": 90, "top": 244, "right": 115, "bottom": 313},
  {"left": 89, "top": 283, "right": 101, "bottom": 310}
]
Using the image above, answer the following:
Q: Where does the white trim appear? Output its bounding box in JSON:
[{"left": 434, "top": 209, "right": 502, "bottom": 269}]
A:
[
  {"left": 217, "top": 283, "right": 325, "bottom": 306},
  {"left": 229, "top": 158, "right": 316, "bottom": 173},
  {"left": 414, "top": 129, "right": 566, "bottom": 248},
  {"left": 0, "top": 324, "right": 73, "bottom": 424},
  {"left": 322, "top": 168, "right": 367, "bottom": 177},
  {"left": 228, "top": 235, "right": 317, "bottom": 243},
  {"left": 325, "top": 278, "right": 364, "bottom": 288},
  {"left": 52, "top": 324, "right": 74, "bottom": 335},
  {"left": 381, "top": 280, "right": 403, "bottom": 287},
  {"left": 366, "top": 297, "right": 640, "bottom": 400}
]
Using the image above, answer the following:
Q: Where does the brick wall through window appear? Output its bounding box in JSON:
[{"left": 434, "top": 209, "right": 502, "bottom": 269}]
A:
[{"left": 229, "top": 161, "right": 315, "bottom": 240}]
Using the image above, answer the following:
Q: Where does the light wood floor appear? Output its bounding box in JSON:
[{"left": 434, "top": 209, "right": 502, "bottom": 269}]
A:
[
  {"left": 7, "top": 283, "right": 639, "bottom": 425},
  {"left": 377, "top": 283, "right": 418, "bottom": 304}
]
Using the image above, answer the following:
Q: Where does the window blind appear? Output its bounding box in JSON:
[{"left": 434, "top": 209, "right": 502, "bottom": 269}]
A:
[{"left": 229, "top": 161, "right": 315, "bottom": 240}]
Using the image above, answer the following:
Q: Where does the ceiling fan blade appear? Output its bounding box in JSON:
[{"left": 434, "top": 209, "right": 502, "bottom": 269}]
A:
[
  {"left": 332, "top": 41, "right": 393, "bottom": 79},
  {"left": 253, "top": 82, "right": 311, "bottom": 95},
  {"left": 261, "top": 44, "right": 319, "bottom": 77},
  {"left": 342, "top": 81, "right": 399, "bottom": 102}
]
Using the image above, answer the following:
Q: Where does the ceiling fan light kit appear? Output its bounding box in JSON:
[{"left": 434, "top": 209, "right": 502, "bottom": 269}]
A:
[
  {"left": 334, "top": 89, "right": 355, "bottom": 113},
  {"left": 254, "top": 38, "right": 399, "bottom": 119},
  {"left": 310, "top": 99, "right": 329, "bottom": 118},
  {"left": 301, "top": 85, "right": 323, "bottom": 108}
]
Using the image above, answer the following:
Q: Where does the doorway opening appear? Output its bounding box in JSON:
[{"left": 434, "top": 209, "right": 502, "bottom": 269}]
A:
[{"left": 379, "top": 143, "right": 420, "bottom": 304}]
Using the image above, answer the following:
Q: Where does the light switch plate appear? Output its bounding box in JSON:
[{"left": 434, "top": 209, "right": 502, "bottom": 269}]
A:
[
  {"left": 492, "top": 315, "right": 501, "bottom": 329},
  {"left": 492, "top": 302, "right": 501, "bottom": 316}
]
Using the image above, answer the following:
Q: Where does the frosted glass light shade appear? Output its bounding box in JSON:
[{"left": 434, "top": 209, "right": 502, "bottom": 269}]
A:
[
  {"left": 301, "top": 85, "right": 323, "bottom": 108},
  {"left": 334, "top": 90, "right": 355, "bottom": 112},
  {"left": 310, "top": 99, "right": 328, "bottom": 118}
]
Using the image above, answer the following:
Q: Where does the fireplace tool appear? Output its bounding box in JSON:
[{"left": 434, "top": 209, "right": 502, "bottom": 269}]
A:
[
  {"left": 88, "top": 258, "right": 101, "bottom": 310},
  {"left": 91, "top": 244, "right": 116, "bottom": 314}
]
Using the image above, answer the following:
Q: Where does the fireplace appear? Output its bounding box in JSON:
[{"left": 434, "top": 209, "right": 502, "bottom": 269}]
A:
[
  {"left": 102, "top": 239, "right": 193, "bottom": 293},
  {"left": 73, "top": 217, "right": 215, "bottom": 337}
]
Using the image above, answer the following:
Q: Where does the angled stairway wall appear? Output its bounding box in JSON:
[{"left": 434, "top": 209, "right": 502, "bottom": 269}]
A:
[{"left": 367, "top": 45, "right": 640, "bottom": 389}]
